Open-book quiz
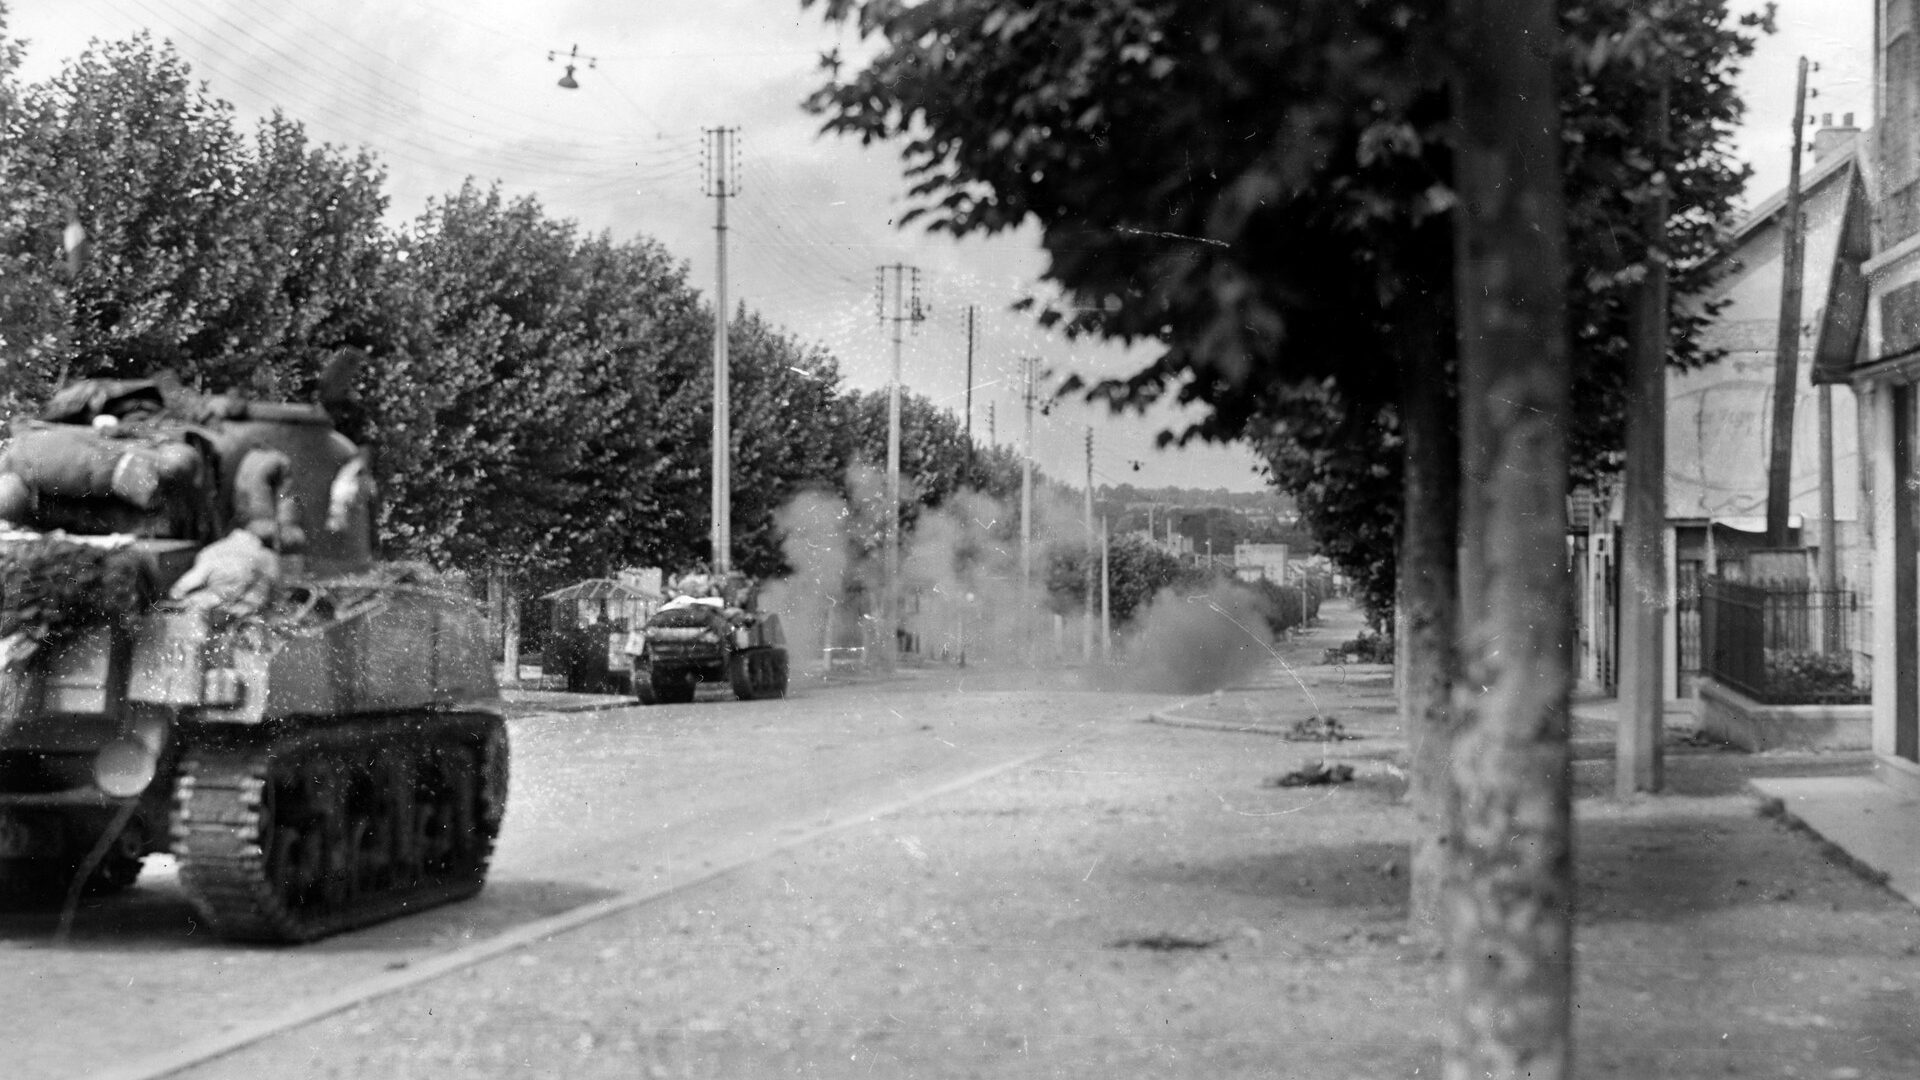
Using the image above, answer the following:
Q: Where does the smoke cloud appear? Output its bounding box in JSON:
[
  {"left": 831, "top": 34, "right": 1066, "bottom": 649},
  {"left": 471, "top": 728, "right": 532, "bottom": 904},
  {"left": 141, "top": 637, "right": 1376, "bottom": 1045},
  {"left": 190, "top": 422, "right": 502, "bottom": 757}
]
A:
[
  {"left": 761, "top": 471, "right": 1284, "bottom": 695},
  {"left": 1110, "top": 580, "right": 1276, "bottom": 694}
]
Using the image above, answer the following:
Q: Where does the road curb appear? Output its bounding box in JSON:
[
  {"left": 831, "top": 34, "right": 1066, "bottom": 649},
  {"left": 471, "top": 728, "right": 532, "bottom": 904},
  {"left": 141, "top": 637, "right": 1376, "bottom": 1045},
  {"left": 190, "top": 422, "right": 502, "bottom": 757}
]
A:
[
  {"left": 500, "top": 696, "right": 637, "bottom": 716},
  {"left": 1144, "top": 709, "right": 1407, "bottom": 760}
]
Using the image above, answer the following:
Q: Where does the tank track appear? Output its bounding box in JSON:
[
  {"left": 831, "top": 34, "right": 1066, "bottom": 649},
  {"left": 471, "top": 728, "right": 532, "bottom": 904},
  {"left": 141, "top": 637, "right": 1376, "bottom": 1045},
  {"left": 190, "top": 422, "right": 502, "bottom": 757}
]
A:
[
  {"left": 171, "top": 710, "right": 507, "bottom": 943},
  {"left": 728, "top": 647, "right": 790, "bottom": 700}
]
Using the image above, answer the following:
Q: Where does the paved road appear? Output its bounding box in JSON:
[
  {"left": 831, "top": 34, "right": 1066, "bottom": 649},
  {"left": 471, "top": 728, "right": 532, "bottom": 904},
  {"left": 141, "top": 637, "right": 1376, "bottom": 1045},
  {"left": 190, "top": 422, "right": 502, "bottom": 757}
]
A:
[{"left": 0, "top": 668, "right": 1179, "bottom": 1080}]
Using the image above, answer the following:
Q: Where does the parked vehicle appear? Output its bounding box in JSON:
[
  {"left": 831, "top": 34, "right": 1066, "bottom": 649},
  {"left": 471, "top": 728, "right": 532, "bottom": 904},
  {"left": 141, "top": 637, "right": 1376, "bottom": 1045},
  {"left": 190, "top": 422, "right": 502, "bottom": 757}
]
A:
[{"left": 540, "top": 578, "right": 657, "bottom": 694}]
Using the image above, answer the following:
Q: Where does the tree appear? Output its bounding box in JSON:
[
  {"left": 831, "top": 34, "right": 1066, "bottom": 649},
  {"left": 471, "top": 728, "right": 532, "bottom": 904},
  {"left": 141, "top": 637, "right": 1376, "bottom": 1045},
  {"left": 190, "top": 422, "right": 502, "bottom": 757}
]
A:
[
  {"left": 724, "top": 309, "right": 852, "bottom": 575},
  {"left": 0, "top": 6, "right": 60, "bottom": 423},
  {"left": 801, "top": 1, "right": 1762, "bottom": 1073},
  {"left": 840, "top": 386, "right": 996, "bottom": 530},
  {"left": 1044, "top": 533, "right": 1184, "bottom": 627},
  {"left": 1447, "top": 0, "right": 1576, "bottom": 1071},
  {"left": 0, "top": 33, "right": 399, "bottom": 409},
  {"left": 377, "top": 184, "right": 562, "bottom": 574},
  {"left": 191, "top": 111, "right": 392, "bottom": 397},
  {"left": 1252, "top": 380, "right": 1403, "bottom": 627},
  {"left": 1, "top": 34, "right": 248, "bottom": 382},
  {"left": 1, "top": 21, "right": 957, "bottom": 614},
  {"left": 1248, "top": 1, "right": 1767, "bottom": 628}
]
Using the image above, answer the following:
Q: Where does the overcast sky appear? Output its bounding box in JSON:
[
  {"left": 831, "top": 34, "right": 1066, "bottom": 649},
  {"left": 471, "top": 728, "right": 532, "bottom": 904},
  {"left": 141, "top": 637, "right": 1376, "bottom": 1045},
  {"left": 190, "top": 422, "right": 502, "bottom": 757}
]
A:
[{"left": 1, "top": 0, "right": 1879, "bottom": 495}]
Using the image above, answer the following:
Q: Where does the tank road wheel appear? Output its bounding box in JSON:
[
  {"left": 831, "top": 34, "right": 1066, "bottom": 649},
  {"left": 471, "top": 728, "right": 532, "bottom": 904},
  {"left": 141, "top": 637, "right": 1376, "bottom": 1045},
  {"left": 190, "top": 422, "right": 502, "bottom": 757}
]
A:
[
  {"left": 651, "top": 666, "right": 696, "bottom": 705},
  {"left": 174, "top": 713, "right": 508, "bottom": 943},
  {"left": 344, "top": 754, "right": 419, "bottom": 897},
  {"left": 415, "top": 742, "right": 472, "bottom": 877},
  {"left": 80, "top": 816, "right": 150, "bottom": 896},
  {"left": 265, "top": 758, "right": 349, "bottom": 913},
  {"left": 765, "top": 650, "right": 789, "bottom": 699},
  {"left": 728, "top": 652, "right": 758, "bottom": 701}
]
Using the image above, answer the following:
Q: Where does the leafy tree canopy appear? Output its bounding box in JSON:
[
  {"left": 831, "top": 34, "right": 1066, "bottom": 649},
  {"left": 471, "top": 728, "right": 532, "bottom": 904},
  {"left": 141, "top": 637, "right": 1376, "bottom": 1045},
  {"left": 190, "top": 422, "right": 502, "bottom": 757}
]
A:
[{"left": 804, "top": 0, "right": 1770, "bottom": 623}]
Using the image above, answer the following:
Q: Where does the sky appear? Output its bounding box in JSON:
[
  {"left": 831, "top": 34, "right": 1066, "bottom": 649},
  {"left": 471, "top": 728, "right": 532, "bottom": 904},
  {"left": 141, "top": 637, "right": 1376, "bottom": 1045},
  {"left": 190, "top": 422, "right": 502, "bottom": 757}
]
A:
[{"left": 0, "top": 0, "right": 1881, "bottom": 495}]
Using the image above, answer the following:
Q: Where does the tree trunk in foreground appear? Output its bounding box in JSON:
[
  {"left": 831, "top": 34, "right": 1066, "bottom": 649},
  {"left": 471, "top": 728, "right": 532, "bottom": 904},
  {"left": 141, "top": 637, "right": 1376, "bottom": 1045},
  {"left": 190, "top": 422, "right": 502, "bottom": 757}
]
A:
[
  {"left": 1401, "top": 288, "right": 1460, "bottom": 947},
  {"left": 1445, "top": 0, "right": 1577, "bottom": 1076}
]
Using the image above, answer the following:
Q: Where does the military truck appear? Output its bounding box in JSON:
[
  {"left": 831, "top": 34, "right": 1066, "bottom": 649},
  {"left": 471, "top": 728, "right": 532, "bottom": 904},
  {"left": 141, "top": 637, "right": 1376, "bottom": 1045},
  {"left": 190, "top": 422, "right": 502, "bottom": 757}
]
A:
[
  {"left": 631, "top": 571, "right": 788, "bottom": 704},
  {"left": 0, "top": 378, "right": 506, "bottom": 942}
]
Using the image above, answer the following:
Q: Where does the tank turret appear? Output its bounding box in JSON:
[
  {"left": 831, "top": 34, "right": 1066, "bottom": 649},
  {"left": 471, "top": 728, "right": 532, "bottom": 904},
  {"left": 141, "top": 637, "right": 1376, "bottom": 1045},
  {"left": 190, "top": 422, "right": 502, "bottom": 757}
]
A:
[{"left": 0, "top": 378, "right": 507, "bottom": 942}]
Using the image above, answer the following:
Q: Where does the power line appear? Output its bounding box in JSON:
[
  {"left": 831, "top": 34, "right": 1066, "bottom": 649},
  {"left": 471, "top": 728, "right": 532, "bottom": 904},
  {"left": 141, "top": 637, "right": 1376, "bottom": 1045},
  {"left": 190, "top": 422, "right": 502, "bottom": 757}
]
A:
[{"left": 112, "top": 0, "right": 698, "bottom": 186}]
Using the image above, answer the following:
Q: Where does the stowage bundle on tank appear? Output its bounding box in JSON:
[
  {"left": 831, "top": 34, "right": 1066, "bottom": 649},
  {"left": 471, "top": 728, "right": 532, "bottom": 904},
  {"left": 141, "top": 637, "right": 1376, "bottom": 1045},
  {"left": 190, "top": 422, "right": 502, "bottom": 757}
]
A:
[{"left": 0, "top": 375, "right": 507, "bottom": 942}]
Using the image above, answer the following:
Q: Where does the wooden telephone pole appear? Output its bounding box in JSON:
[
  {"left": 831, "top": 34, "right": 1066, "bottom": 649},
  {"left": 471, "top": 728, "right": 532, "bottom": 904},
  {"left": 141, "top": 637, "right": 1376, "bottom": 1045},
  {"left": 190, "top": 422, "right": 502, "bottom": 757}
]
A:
[
  {"left": 703, "top": 126, "right": 739, "bottom": 573},
  {"left": 1083, "top": 427, "right": 1095, "bottom": 662},
  {"left": 1765, "top": 57, "right": 1813, "bottom": 547},
  {"left": 876, "top": 264, "right": 926, "bottom": 663},
  {"left": 1618, "top": 75, "right": 1671, "bottom": 796},
  {"left": 1019, "top": 358, "right": 1037, "bottom": 610}
]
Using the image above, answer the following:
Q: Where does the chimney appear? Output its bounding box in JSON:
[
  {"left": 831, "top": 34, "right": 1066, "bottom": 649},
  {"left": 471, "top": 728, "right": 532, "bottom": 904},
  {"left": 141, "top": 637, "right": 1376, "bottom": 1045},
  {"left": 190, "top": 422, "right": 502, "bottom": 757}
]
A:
[{"left": 1813, "top": 111, "right": 1862, "bottom": 162}]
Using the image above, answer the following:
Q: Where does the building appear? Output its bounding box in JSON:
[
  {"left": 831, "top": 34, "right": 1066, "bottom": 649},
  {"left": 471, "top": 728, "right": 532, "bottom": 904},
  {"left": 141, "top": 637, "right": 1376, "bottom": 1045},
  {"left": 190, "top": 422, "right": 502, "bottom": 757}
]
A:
[
  {"left": 1832, "top": 1, "right": 1920, "bottom": 794},
  {"left": 1574, "top": 118, "right": 1869, "bottom": 702},
  {"left": 1233, "top": 542, "right": 1289, "bottom": 582}
]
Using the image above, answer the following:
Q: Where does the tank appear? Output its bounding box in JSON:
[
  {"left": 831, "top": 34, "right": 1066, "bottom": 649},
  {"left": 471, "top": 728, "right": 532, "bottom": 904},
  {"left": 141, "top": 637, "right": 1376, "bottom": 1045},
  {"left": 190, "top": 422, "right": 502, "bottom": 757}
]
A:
[
  {"left": 633, "top": 570, "right": 787, "bottom": 704},
  {"left": 0, "top": 378, "right": 507, "bottom": 942}
]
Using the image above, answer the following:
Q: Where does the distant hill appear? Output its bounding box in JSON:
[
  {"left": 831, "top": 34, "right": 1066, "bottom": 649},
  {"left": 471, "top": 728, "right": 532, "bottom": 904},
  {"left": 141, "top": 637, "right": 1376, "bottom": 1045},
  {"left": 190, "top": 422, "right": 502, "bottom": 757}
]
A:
[{"left": 1093, "top": 483, "right": 1292, "bottom": 513}]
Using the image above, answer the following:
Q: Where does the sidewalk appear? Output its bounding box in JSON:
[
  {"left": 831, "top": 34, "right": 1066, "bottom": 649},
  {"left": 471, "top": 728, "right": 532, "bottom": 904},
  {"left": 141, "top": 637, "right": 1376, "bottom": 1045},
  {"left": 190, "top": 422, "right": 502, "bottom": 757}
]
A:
[
  {"left": 1150, "top": 603, "right": 1907, "bottom": 897},
  {"left": 1751, "top": 774, "right": 1920, "bottom": 909}
]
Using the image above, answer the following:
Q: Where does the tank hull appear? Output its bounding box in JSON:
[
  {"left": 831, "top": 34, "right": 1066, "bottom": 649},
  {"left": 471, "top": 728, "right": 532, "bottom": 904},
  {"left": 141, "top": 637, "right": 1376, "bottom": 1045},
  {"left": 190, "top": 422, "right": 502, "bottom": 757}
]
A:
[{"left": 639, "top": 605, "right": 787, "bottom": 703}]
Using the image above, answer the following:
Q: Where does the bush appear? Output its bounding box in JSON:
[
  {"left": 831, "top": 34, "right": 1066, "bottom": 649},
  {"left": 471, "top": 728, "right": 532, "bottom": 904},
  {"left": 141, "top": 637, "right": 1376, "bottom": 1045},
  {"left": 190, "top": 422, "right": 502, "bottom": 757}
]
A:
[
  {"left": 1250, "top": 575, "right": 1325, "bottom": 637},
  {"left": 1763, "top": 649, "right": 1866, "bottom": 704}
]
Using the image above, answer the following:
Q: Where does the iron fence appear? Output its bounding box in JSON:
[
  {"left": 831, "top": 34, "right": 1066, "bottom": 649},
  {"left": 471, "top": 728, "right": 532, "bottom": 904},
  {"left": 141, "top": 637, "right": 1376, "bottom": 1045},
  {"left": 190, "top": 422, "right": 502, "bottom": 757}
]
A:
[{"left": 1701, "top": 578, "right": 1870, "bottom": 705}]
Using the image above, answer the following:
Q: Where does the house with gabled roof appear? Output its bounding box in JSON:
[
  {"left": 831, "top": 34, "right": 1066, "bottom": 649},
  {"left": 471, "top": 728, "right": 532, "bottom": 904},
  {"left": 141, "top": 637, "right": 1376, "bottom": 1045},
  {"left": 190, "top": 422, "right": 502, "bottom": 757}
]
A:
[{"left": 1573, "top": 117, "right": 1871, "bottom": 709}]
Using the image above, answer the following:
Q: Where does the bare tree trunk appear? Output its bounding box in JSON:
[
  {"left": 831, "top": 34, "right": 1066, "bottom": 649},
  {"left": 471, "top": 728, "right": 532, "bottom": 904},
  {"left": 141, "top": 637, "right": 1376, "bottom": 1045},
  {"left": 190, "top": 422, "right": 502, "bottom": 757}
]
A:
[
  {"left": 1401, "top": 289, "right": 1460, "bottom": 947},
  {"left": 1446, "top": 0, "right": 1576, "bottom": 1076}
]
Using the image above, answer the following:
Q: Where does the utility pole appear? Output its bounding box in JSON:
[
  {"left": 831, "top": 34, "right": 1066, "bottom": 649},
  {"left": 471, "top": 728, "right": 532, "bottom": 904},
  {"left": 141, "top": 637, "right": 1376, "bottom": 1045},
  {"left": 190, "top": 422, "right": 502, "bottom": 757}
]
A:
[
  {"left": 1819, "top": 381, "right": 1840, "bottom": 647},
  {"left": 703, "top": 126, "right": 739, "bottom": 573},
  {"left": 1083, "top": 427, "right": 1095, "bottom": 662},
  {"left": 1100, "top": 515, "right": 1111, "bottom": 664},
  {"left": 1766, "top": 57, "right": 1812, "bottom": 547},
  {"left": 1618, "top": 73, "right": 1670, "bottom": 797},
  {"left": 1020, "top": 357, "right": 1037, "bottom": 619},
  {"left": 964, "top": 305, "right": 977, "bottom": 480},
  {"left": 877, "top": 263, "right": 926, "bottom": 664}
]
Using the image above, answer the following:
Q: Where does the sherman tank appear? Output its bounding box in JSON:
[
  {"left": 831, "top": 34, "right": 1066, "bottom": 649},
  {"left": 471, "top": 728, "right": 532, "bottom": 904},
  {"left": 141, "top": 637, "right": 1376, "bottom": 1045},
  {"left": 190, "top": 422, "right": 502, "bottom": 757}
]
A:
[
  {"left": 0, "top": 378, "right": 506, "bottom": 942},
  {"left": 633, "top": 569, "right": 788, "bottom": 704}
]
